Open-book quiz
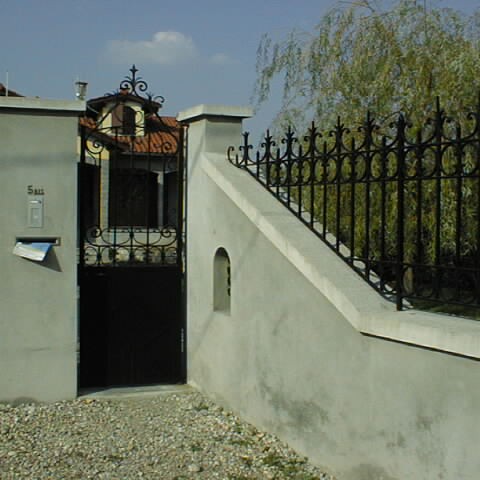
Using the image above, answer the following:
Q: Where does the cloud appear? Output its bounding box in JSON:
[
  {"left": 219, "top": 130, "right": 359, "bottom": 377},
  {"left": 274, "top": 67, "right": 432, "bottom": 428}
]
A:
[{"left": 106, "top": 31, "right": 197, "bottom": 66}]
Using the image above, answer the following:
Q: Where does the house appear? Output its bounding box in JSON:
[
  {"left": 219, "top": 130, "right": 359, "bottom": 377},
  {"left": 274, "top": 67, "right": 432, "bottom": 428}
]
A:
[{"left": 79, "top": 79, "right": 182, "bottom": 235}]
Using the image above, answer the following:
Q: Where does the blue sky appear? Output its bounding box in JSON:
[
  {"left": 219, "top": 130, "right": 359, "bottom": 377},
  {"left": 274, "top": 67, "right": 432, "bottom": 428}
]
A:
[{"left": 0, "top": 0, "right": 478, "bottom": 137}]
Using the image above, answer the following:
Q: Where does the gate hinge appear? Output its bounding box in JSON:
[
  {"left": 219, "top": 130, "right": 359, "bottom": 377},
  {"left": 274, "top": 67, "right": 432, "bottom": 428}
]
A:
[{"left": 181, "top": 328, "right": 185, "bottom": 353}]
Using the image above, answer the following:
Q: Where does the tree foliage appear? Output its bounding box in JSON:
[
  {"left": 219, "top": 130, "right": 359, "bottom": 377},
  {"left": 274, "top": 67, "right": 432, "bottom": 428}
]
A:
[
  {"left": 253, "top": 0, "right": 480, "bottom": 132},
  {"left": 251, "top": 2, "right": 480, "bottom": 305}
]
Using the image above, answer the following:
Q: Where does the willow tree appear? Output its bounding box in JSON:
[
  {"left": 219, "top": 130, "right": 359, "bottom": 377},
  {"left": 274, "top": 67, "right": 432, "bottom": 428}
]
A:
[
  {"left": 253, "top": 0, "right": 480, "bottom": 132},
  {"left": 252, "top": 0, "right": 480, "bottom": 301}
]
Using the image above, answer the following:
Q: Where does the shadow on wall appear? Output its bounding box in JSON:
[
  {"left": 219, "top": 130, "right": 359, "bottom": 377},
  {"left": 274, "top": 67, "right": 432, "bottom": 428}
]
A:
[{"left": 15, "top": 248, "right": 63, "bottom": 273}]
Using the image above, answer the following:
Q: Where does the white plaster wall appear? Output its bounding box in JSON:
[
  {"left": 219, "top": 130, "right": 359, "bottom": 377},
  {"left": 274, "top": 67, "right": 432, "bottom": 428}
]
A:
[
  {"left": 0, "top": 98, "right": 83, "bottom": 403},
  {"left": 180, "top": 106, "right": 480, "bottom": 480}
]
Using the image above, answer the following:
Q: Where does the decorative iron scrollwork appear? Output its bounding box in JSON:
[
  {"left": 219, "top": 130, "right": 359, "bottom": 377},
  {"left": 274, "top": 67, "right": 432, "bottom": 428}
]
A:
[
  {"left": 104, "top": 65, "right": 166, "bottom": 108},
  {"left": 79, "top": 66, "right": 183, "bottom": 268},
  {"left": 83, "top": 225, "right": 179, "bottom": 266}
]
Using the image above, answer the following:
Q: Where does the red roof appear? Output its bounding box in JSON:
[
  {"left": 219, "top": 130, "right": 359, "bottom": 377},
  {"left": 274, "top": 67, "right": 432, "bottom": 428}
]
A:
[
  {"left": 87, "top": 88, "right": 162, "bottom": 113},
  {"left": 79, "top": 115, "right": 181, "bottom": 155},
  {"left": 0, "top": 83, "right": 23, "bottom": 97}
]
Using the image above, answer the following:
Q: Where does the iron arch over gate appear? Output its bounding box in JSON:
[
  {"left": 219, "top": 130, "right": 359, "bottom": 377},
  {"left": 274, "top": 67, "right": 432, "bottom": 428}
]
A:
[{"left": 78, "top": 66, "right": 185, "bottom": 388}]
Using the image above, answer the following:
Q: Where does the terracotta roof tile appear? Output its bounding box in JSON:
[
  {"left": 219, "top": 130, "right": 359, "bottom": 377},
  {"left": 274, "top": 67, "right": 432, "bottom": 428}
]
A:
[
  {"left": 79, "top": 115, "right": 181, "bottom": 155},
  {"left": 0, "top": 83, "right": 23, "bottom": 97}
]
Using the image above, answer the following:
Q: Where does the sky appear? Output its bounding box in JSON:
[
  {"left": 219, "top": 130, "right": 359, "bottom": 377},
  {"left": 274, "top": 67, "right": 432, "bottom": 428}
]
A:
[{"left": 0, "top": 0, "right": 479, "bottom": 138}]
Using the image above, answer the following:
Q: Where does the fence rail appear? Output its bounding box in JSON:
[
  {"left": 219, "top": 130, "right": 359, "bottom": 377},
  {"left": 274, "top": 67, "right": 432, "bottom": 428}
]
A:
[{"left": 228, "top": 99, "right": 480, "bottom": 314}]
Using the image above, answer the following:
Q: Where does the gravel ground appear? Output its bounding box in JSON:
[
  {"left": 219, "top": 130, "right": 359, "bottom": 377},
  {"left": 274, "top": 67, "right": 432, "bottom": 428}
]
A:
[{"left": 0, "top": 389, "right": 335, "bottom": 479}]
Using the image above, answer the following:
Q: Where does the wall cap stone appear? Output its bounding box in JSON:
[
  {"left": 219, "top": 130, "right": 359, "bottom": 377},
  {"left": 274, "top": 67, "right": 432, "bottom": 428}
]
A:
[
  {"left": 0, "top": 96, "right": 85, "bottom": 113},
  {"left": 177, "top": 104, "right": 253, "bottom": 123}
]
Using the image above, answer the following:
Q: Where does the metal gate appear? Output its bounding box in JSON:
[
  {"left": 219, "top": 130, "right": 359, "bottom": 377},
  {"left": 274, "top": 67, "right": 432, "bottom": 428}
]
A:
[{"left": 78, "top": 67, "right": 185, "bottom": 388}]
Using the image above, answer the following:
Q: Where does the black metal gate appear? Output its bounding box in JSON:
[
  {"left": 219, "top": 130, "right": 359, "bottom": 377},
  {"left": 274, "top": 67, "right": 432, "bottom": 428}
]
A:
[{"left": 78, "top": 67, "right": 185, "bottom": 388}]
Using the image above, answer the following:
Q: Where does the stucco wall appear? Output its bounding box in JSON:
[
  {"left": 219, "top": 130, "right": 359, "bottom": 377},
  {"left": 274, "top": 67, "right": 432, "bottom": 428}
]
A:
[
  {"left": 179, "top": 105, "right": 480, "bottom": 480},
  {"left": 0, "top": 98, "right": 84, "bottom": 403}
]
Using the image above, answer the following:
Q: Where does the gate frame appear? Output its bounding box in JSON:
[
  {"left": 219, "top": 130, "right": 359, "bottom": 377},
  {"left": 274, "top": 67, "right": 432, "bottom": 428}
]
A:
[{"left": 78, "top": 66, "right": 186, "bottom": 389}]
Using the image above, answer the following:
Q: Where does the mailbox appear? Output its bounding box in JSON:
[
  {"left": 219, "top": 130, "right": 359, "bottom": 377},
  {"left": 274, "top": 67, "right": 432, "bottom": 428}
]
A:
[{"left": 13, "top": 237, "right": 60, "bottom": 262}]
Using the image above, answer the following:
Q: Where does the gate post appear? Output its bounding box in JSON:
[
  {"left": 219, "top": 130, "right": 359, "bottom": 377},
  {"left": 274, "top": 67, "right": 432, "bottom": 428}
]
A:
[
  {"left": 177, "top": 105, "right": 253, "bottom": 201},
  {"left": 177, "top": 104, "right": 252, "bottom": 382},
  {"left": 0, "top": 96, "right": 84, "bottom": 403},
  {"left": 178, "top": 104, "right": 253, "bottom": 157}
]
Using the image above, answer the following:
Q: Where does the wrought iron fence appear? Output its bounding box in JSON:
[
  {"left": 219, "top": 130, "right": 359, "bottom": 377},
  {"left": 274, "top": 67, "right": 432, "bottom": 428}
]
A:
[{"left": 228, "top": 99, "right": 480, "bottom": 314}]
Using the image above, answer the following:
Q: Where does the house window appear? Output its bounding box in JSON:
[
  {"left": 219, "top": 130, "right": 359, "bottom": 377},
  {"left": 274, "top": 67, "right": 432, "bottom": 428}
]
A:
[
  {"left": 214, "top": 248, "right": 231, "bottom": 313},
  {"left": 108, "top": 167, "right": 158, "bottom": 227},
  {"left": 122, "top": 106, "right": 136, "bottom": 135},
  {"left": 111, "top": 105, "right": 136, "bottom": 135}
]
